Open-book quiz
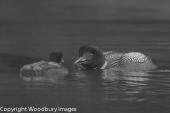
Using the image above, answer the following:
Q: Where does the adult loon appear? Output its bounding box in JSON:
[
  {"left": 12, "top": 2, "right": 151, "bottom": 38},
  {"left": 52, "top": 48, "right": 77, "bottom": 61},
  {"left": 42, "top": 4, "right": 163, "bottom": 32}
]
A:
[
  {"left": 20, "top": 52, "right": 68, "bottom": 82},
  {"left": 74, "top": 45, "right": 157, "bottom": 71}
]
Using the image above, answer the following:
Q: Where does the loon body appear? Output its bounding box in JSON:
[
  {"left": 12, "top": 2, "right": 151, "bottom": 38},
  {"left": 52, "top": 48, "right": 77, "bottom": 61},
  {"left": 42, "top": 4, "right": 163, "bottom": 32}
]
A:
[
  {"left": 20, "top": 52, "right": 68, "bottom": 82},
  {"left": 74, "top": 45, "right": 157, "bottom": 71}
]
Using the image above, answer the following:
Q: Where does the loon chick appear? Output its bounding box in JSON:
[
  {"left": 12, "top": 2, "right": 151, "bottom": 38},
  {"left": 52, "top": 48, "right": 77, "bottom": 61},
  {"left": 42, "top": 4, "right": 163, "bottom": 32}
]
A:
[
  {"left": 20, "top": 52, "right": 68, "bottom": 82},
  {"left": 74, "top": 45, "right": 157, "bottom": 71}
]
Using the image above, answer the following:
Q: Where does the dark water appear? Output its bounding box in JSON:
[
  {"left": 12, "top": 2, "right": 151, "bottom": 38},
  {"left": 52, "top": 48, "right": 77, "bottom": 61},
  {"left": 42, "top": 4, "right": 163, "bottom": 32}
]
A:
[{"left": 0, "top": 22, "right": 170, "bottom": 113}]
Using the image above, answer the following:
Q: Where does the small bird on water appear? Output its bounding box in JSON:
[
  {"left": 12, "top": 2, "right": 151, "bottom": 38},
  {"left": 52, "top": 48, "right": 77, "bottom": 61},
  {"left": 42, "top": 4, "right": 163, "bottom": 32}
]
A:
[{"left": 20, "top": 52, "right": 68, "bottom": 82}]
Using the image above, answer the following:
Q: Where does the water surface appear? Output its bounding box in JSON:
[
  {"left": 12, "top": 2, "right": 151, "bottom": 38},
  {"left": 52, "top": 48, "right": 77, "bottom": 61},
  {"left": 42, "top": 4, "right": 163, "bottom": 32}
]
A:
[{"left": 0, "top": 22, "right": 170, "bottom": 113}]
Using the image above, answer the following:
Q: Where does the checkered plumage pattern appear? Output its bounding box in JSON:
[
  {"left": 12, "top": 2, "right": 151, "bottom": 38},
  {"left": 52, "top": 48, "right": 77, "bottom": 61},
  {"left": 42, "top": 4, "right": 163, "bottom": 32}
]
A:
[{"left": 103, "top": 51, "right": 153, "bottom": 70}]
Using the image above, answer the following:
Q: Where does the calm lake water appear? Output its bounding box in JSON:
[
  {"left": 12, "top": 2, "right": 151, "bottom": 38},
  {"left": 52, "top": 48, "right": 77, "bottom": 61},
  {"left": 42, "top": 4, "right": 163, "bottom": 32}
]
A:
[{"left": 0, "top": 22, "right": 170, "bottom": 113}]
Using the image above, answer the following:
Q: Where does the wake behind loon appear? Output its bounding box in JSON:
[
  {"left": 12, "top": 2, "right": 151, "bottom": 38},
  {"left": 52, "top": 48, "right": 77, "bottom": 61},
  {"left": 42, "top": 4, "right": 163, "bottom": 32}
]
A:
[{"left": 74, "top": 45, "right": 157, "bottom": 72}]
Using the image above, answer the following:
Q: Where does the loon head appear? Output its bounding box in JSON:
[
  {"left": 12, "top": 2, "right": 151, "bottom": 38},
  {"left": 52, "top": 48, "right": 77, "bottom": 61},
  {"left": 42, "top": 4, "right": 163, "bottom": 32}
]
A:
[
  {"left": 49, "top": 51, "right": 64, "bottom": 64},
  {"left": 74, "top": 45, "right": 105, "bottom": 70}
]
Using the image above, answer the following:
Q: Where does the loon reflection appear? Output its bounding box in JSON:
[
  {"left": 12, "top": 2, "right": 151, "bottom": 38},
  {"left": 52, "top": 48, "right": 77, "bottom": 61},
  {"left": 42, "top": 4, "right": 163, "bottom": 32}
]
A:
[
  {"left": 102, "top": 69, "right": 150, "bottom": 85},
  {"left": 72, "top": 68, "right": 151, "bottom": 102},
  {"left": 101, "top": 69, "right": 151, "bottom": 102}
]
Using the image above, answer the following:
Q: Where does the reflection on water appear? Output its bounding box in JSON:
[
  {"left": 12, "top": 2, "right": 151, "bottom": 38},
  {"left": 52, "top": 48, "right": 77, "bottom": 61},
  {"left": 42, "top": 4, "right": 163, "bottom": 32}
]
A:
[
  {"left": 102, "top": 69, "right": 151, "bottom": 102},
  {"left": 0, "top": 53, "right": 170, "bottom": 113},
  {"left": 0, "top": 57, "right": 170, "bottom": 112}
]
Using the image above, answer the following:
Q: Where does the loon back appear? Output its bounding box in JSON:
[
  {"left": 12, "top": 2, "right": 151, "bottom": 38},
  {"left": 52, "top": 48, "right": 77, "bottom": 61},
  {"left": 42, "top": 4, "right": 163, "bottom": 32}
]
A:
[
  {"left": 103, "top": 51, "right": 157, "bottom": 71},
  {"left": 103, "top": 51, "right": 123, "bottom": 68}
]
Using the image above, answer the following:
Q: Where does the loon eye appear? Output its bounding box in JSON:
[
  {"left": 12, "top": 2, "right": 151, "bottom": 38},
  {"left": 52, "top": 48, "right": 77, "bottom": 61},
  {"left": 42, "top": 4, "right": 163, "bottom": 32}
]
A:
[{"left": 89, "top": 53, "right": 94, "bottom": 56}]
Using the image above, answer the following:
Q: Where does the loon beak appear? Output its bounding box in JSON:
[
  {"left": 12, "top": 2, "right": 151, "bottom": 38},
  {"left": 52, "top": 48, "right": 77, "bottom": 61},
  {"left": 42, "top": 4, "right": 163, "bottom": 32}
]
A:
[
  {"left": 74, "top": 57, "right": 87, "bottom": 64},
  {"left": 74, "top": 57, "right": 88, "bottom": 70}
]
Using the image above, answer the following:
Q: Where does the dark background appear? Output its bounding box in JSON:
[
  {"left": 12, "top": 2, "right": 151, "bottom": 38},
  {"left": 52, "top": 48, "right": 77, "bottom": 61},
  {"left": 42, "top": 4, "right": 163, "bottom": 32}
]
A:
[{"left": 0, "top": 0, "right": 169, "bottom": 60}]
